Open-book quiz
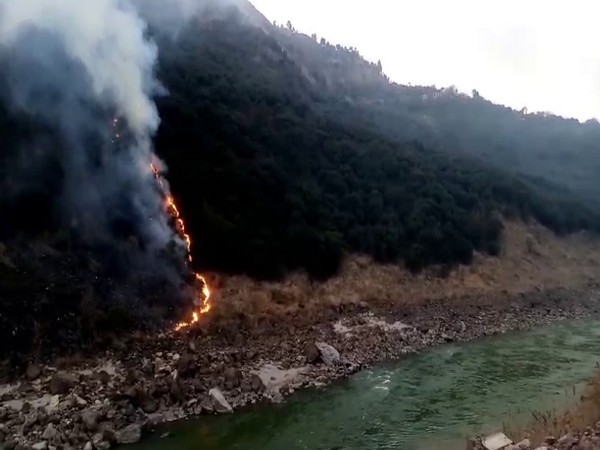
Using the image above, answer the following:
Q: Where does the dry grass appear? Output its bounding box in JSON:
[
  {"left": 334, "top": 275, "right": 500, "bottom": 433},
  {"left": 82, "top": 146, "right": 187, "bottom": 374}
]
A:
[
  {"left": 205, "top": 221, "right": 600, "bottom": 322},
  {"left": 504, "top": 368, "right": 600, "bottom": 447}
]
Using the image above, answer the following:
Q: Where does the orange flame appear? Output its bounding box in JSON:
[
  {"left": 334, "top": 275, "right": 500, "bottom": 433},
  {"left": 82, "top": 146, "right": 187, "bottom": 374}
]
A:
[
  {"left": 150, "top": 163, "right": 212, "bottom": 330},
  {"left": 112, "top": 117, "right": 211, "bottom": 330}
]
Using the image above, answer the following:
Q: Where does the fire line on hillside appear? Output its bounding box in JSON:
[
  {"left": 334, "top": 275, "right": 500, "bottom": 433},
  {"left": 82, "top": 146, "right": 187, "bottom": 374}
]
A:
[{"left": 113, "top": 117, "right": 211, "bottom": 330}]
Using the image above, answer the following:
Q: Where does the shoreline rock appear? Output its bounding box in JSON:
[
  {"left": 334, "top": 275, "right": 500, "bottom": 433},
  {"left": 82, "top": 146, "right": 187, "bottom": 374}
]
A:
[{"left": 1, "top": 287, "right": 599, "bottom": 449}]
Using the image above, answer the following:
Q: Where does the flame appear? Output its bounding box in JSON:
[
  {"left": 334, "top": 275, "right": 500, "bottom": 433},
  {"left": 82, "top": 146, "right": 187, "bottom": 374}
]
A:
[
  {"left": 151, "top": 163, "right": 212, "bottom": 330},
  {"left": 112, "top": 117, "right": 211, "bottom": 330}
]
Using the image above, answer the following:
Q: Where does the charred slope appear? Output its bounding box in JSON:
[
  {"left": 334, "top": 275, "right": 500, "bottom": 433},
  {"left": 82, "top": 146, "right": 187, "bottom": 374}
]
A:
[{"left": 151, "top": 17, "right": 600, "bottom": 280}]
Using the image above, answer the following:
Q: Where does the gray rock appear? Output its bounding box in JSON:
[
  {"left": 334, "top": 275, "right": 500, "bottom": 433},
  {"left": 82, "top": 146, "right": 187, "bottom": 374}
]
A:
[
  {"left": 92, "top": 432, "right": 111, "bottom": 450},
  {"left": 32, "top": 442, "right": 48, "bottom": 450},
  {"left": 49, "top": 372, "right": 77, "bottom": 395},
  {"left": 250, "top": 374, "right": 265, "bottom": 393},
  {"left": 515, "top": 438, "right": 531, "bottom": 449},
  {"left": 223, "top": 368, "right": 242, "bottom": 390},
  {"left": 81, "top": 409, "right": 100, "bottom": 432},
  {"left": 200, "top": 396, "right": 214, "bottom": 413},
  {"left": 83, "top": 442, "right": 93, "bottom": 450},
  {"left": 304, "top": 343, "right": 321, "bottom": 364},
  {"left": 315, "top": 342, "right": 341, "bottom": 366},
  {"left": 208, "top": 388, "right": 232, "bottom": 413},
  {"left": 115, "top": 424, "right": 142, "bottom": 444},
  {"left": 26, "top": 364, "right": 42, "bottom": 381},
  {"left": 42, "top": 423, "right": 58, "bottom": 441}
]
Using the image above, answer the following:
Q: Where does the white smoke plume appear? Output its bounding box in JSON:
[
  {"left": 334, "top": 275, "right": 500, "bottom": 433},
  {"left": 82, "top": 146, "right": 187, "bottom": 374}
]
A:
[{"left": 0, "top": 0, "right": 177, "bottom": 268}]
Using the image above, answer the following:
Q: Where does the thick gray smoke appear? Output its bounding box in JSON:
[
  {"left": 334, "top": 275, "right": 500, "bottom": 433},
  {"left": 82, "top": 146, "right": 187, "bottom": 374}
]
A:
[{"left": 0, "top": 0, "right": 181, "bottom": 271}]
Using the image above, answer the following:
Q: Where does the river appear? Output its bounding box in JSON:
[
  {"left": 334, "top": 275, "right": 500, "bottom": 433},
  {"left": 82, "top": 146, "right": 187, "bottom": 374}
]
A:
[{"left": 131, "top": 318, "right": 600, "bottom": 450}]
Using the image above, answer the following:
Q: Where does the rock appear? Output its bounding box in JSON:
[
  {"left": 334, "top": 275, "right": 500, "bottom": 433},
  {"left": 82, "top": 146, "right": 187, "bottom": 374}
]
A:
[
  {"left": 26, "top": 363, "right": 42, "bottom": 381},
  {"left": 94, "top": 370, "right": 111, "bottom": 385},
  {"left": 544, "top": 436, "right": 556, "bottom": 445},
  {"left": 32, "top": 443, "right": 48, "bottom": 450},
  {"left": 0, "top": 429, "right": 5, "bottom": 443},
  {"left": 49, "top": 372, "right": 77, "bottom": 395},
  {"left": 74, "top": 394, "right": 88, "bottom": 406},
  {"left": 304, "top": 343, "right": 321, "bottom": 364},
  {"left": 176, "top": 353, "right": 195, "bottom": 377},
  {"left": 208, "top": 388, "right": 233, "bottom": 413},
  {"left": 223, "top": 368, "right": 242, "bottom": 389},
  {"left": 81, "top": 409, "right": 100, "bottom": 432},
  {"left": 92, "top": 432, "right": 111, "bottom": 450},
  {"left": 556, "top": 434, "right": 576, "bottom": 449},
  {"left": 141, "top": 397, "right": 158, "bottom": 414},
  {"left": 315, "top": 342, "right": 341, "bottom": 366},
  {"left": 49, "top": 395, "right": 60, "bottom": 409},
  {"left": 115, "top": 424, "right": 142, "bottom": 445},
  {"left": 42, "top": 423, "right": 58, "bottom": 440},
  {"left": 200, "top": 396, "right": 214, "bottom": 413},
  {"left": 169, "top": 381, "right": 185, "bottom": 403},
  {"left": 516, "top": 438, "right": 531, "bottom": 449},
  {"left": 250, "top": 374, "right": 265, "bottom": 393},
  {"left": 83, "top": 442, "right": 93, "bottom": 450}
]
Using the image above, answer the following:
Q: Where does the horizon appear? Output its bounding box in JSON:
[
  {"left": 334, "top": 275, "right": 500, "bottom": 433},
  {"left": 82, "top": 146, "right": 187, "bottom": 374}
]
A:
[{"left": 251, "top": 0, "right": 600, "bottom": 122}]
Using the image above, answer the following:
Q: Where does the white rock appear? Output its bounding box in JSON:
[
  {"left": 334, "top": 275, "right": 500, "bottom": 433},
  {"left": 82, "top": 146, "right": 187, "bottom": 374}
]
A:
[
  {"left": 208, "top": 388, "right": 233, "bottom": 413},
  {"left": 116, "top": 424, "right": 142, "bottom": 444},
  {"left": 49, "top": 395, "right": 60, "bottom": 409},
  {"left": 315, "top": 342, "right": 341, "bottom": 366},
  {"left": 32, "top": 442, "right": 48, "bottom": 450},
  {"left": 74, "top": 394, "right": 87, "bottom": 406}
]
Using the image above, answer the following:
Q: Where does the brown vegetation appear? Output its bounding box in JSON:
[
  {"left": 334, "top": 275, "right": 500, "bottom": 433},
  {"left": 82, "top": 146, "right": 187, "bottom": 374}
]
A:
[{"left": 207, "top": 221, "right": 600, "bottom": 324}]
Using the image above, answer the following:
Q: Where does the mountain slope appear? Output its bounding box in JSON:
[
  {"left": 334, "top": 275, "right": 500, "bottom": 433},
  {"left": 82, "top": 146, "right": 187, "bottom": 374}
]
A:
[{"left": 149, "top": 13, "right": 600, "bottom": 279}]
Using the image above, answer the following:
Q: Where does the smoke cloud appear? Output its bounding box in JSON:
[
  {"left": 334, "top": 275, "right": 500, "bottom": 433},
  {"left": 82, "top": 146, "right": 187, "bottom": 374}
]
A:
[{"left": 0, "top": 0, "right": 184, "bottom": 276}]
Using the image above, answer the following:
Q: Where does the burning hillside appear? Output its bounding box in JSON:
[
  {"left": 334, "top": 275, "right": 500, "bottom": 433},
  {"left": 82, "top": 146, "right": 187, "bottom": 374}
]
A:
[
  {"left": 150, "top": 162, "right": 212, "bottom": 330},
  {"left": 0, "top": 0, "right": 224, "bottom": 357}
]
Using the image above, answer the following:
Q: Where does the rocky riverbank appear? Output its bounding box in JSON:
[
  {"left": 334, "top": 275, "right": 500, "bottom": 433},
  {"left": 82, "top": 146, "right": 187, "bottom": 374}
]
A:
[
  {"left": 1, "top": 286, "right": 599, "bottom": 450},
  {"left": 470, "top": 427, "right": 600, "bottom": 450}
]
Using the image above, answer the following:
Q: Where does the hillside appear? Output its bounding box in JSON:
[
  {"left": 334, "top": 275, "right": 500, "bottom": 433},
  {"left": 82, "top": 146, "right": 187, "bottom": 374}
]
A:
[
  {"left": 150, "top": 8, "right": 600, "bottom": 280},
  {"left": 1, "top": 0, "right": 600, "bottom": 359}
]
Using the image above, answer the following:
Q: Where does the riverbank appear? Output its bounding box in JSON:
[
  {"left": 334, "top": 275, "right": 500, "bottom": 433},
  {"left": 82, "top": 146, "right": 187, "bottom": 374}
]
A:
[{"left": 1, "top": 286, "right": 599, "bottom": 449}]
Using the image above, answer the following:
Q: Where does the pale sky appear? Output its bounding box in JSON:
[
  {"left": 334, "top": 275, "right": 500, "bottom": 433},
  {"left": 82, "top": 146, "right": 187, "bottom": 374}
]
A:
[{"left": 251, "top": 0, "right": 600, "bottom": 121}]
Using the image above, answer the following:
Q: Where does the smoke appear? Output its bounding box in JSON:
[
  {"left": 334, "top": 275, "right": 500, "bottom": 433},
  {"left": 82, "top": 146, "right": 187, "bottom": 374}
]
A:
[{"left": 0, "top": 0, "right": 180, "bottom": 276}]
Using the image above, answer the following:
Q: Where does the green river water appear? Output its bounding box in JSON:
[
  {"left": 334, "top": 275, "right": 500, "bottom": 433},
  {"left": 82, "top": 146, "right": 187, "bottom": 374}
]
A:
[{"left": 132, "top": 319, "right": 600, "bottom": 450}]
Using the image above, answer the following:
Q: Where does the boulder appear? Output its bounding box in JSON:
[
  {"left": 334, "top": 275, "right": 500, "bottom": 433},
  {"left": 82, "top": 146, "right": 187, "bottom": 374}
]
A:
[
  {"left": 49, "top": 372, "right": 77, "bottom": 395},
  {"left": 176, "top": 353, "right": 196, "bottom": 377},
  {"left": 315, "top": 342, "right": 341, "bottom": 366},
  {"left": 41, "top": 423, "right": 58, "bottom": 441},
  {"left": 115, "top": 424, "right": 142, "bottom": 444},
  {"left": 92, "top": 432, "right": 111, "bottom": 450},
  {"left": 170, "top": 381, "right": 186, "bottom": 403},
  {"left": 304, "top": 343, "right": 321, "bottom": 364},
  {"left": 32, "top": 443, "right": 48, "bottom": 450},
  {"left": 83, "top": 442, "right": 93, "bottom": 450},
  {"left": 515, "top": 438, "right": 531, "bottom": 449},
  {"left": 208, "top": 388, "right": 232, "bottom": 413},
  {"left": 223, "top": 368, "right": 242, "bottom": 390},
  {"left": 26, "top": 363, "right": 42, "bottom": 381},
  {"left": 81, "top": 409, "right": 100, "bottom": 432},
  {"left": 250, "top": 374, "right": 265, "bottom": 393}
]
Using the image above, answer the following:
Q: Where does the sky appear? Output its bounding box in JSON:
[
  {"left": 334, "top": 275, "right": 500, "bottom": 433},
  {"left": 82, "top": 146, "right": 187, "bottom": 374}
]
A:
[{"left": 251, "top": 0, "right": 600, "bottom": 121}]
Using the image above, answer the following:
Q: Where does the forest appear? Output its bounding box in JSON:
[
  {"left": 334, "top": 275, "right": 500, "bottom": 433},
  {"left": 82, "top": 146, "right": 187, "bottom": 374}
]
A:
[{"left": 150, "top": 16, "right": 600, "bottom": 279}]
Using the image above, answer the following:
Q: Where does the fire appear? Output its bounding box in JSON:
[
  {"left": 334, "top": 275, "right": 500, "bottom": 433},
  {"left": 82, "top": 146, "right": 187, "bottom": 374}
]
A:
[
  {"left": 151, "top": 163, "right": 212, "bottom": 330},
  {"left": 111, "top": 117, "right": 211, "bottom": 330}
]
